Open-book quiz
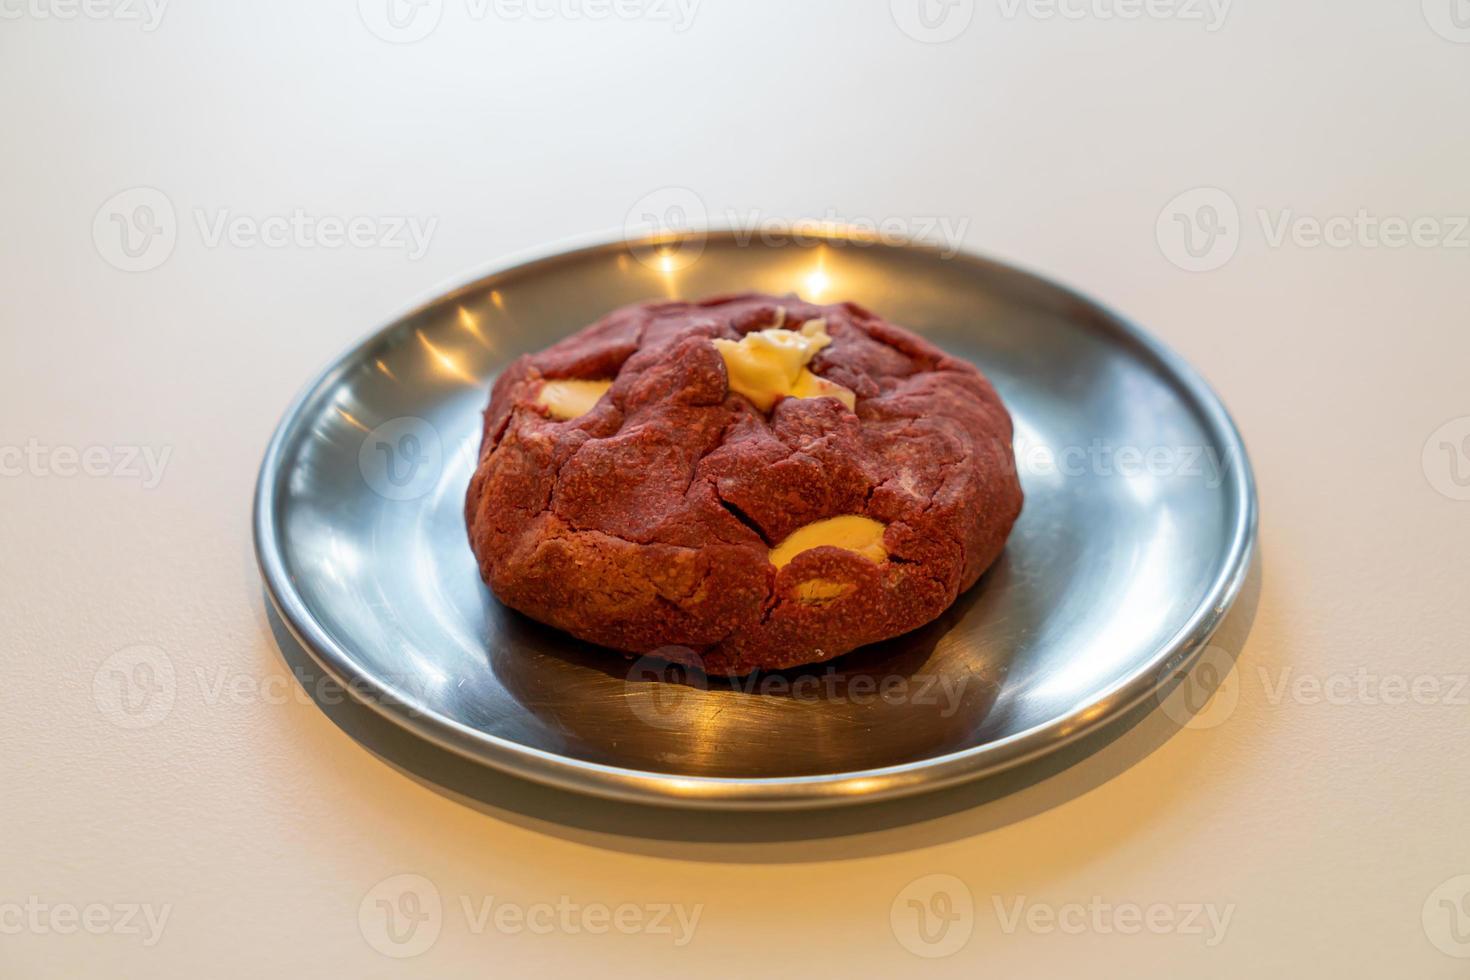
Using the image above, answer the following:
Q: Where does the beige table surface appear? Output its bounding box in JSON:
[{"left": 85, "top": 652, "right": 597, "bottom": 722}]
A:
[{"left": 4, "top": 2, "right": 1469, "bottom": 976}]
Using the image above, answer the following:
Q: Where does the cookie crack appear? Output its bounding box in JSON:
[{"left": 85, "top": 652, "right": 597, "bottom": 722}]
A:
[{"left": 714, "top": 494, "right": 770, "bottom": 546}]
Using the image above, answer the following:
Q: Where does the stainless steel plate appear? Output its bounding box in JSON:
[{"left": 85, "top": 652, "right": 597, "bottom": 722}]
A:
[{"left": 254, "top": 229, "right": 1257, "bottom": 810}]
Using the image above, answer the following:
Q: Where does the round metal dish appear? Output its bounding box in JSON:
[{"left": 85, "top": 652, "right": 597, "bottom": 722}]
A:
[{"left": 253, "top": 228, "right": 1257, "bottom": 810}]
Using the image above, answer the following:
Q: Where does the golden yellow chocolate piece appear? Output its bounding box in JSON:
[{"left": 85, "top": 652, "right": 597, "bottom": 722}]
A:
[
  {"left": 712, "top": 319, "right": 856, "bottom": 412},
  {"left": 769, "top": 515, "right": 887, "bottom": 569},
  {"left": 534, "top": 379, "right": 612, "bottom": 420}
]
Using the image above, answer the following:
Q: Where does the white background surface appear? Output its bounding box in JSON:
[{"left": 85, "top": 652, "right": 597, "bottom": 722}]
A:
[{"left": 4, "top": 1, "right": 1469, "bottom": 976}]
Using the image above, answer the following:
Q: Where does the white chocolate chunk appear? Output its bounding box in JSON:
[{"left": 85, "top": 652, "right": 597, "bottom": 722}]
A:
[
  {"left": 534, "top": 379, "right": 612, "bottom": 420},
  {"left": 769, "top": 515, "right": 888, "bottom": 569},
  {"left": 712, "top": 319, "right": 855, "bottom": 412}
]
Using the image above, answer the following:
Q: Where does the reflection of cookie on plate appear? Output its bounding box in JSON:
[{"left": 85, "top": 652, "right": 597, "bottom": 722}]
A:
[{"left": 465, "top": 293, "right": 1023, "bottom": 676}]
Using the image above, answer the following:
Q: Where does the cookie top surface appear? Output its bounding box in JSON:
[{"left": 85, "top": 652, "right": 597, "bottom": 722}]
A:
[{"left": 466, "top": 293, "right": 1022, "bottom": 674}]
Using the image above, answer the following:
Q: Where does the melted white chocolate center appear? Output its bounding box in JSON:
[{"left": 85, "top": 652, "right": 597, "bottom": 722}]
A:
[{"left": 712, "top": 319, "right": 855, "bottom": 412}]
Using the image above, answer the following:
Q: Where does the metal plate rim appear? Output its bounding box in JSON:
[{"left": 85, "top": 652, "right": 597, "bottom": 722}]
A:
[{"left": 252, "top": 226, "right": 1259, "bottom": 811}]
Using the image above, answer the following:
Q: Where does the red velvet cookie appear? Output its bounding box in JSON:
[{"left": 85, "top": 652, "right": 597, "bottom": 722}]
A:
[{"left": 465, "top": 293, "right": 1022, "bottom": 676}]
